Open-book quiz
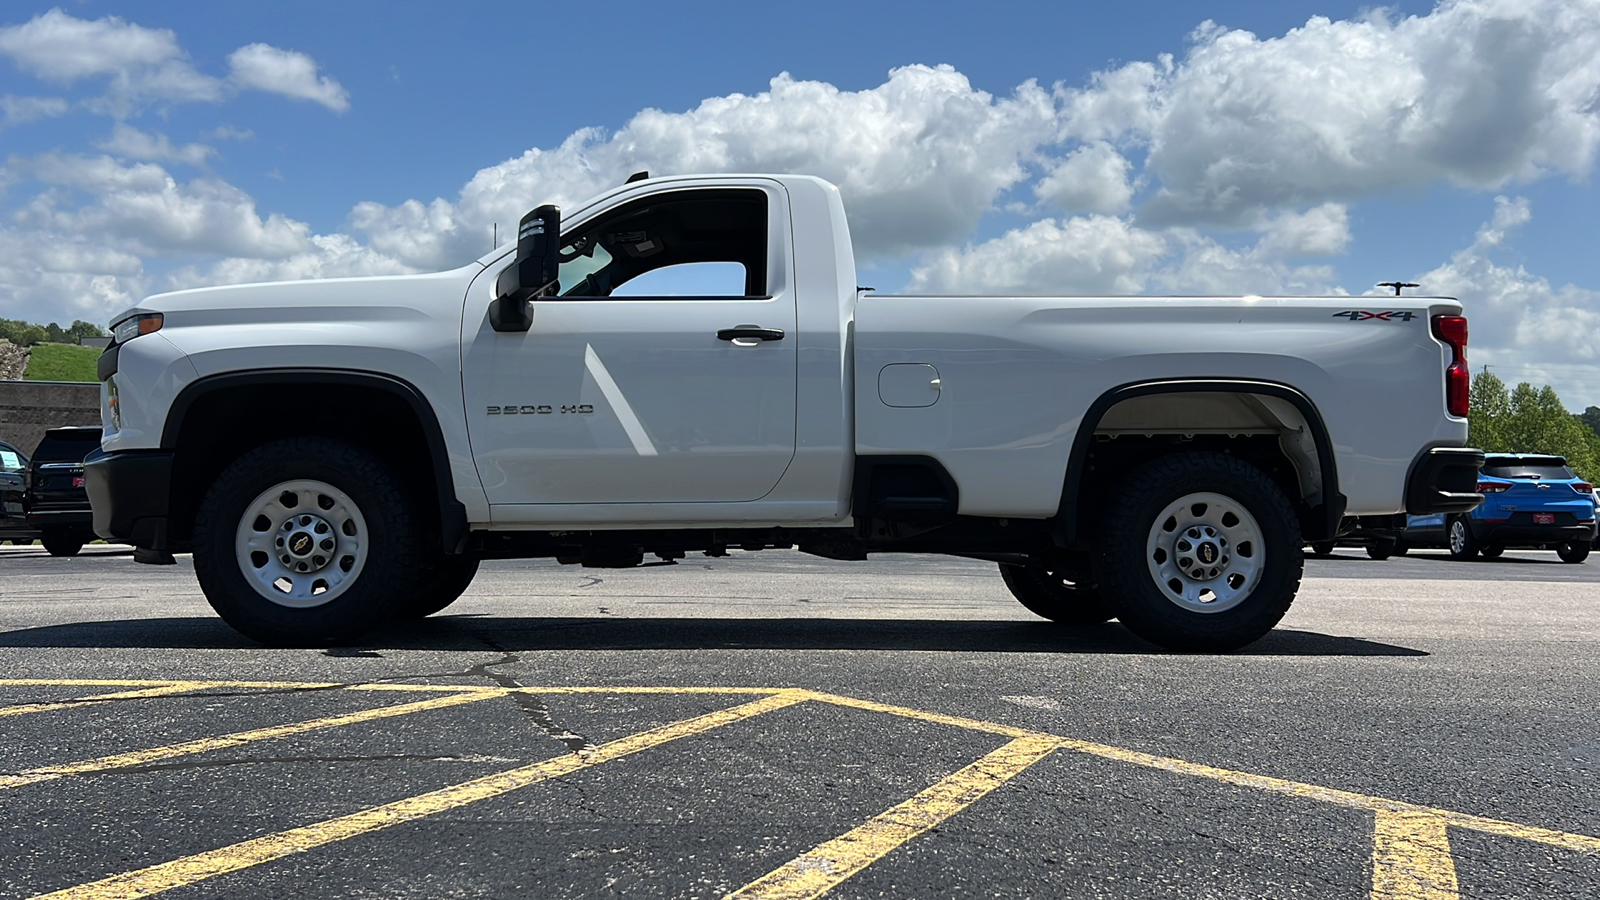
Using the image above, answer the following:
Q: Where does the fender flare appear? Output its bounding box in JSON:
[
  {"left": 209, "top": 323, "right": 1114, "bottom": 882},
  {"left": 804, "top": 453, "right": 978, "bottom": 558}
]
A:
[
  {"left": 1051, "top": 378, "right": 1344, "bottom": 546},
  {"left": 162, "top": 368, "right": 469, "bottom": 553}
]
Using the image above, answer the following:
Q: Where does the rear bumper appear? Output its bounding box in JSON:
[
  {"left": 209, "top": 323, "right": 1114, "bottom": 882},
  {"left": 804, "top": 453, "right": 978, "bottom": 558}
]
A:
[
  {"left": 84, "top": 448, "right": 172, "bottom": 549},
  {"left": 25, "top": 508, "right": 93, "bottom": 530},
  {"left": 1468, "top": 520, "right": 1597, "bottom": 546},
  {"left": 1405, "top": 447, "right": 1484, "bottom": 515}
]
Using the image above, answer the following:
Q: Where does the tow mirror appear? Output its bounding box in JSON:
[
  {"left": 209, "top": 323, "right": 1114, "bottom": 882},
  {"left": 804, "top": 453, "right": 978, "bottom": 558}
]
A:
[{"left": 490, "top": 204, "right": 561, "bottom": 332}]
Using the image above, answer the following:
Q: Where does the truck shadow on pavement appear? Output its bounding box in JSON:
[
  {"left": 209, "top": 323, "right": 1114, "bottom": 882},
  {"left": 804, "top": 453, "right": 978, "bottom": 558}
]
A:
[{"left": 0, "top": 616, "right": 1427, "bottom": 656}]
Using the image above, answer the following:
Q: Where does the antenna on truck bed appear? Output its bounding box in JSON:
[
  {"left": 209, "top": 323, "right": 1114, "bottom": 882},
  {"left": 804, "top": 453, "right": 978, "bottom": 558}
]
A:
[{"left": 1377, "top": 281, "right": 1420, "bottom": 296}]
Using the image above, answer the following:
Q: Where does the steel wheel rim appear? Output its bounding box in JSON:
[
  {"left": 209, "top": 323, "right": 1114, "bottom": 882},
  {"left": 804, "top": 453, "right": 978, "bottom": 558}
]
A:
[
  {"left": 235, "top": 479, "right": 368, "bottom": 608},
  {"left": 1144, "top": 491, "right": 1264, "bottom": 614},
  {"left": 1449, "top": 519, "right": 1467, "bottom": 555}
]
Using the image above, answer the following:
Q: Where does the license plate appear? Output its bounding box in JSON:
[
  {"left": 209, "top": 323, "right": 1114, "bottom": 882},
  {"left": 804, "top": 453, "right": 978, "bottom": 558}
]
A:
[
  {"left": 72, "top": 476, "right": 84, "bottom": 488},
  {"left": 1533, "top": 512, "right": 1555, "bottom": 524}
]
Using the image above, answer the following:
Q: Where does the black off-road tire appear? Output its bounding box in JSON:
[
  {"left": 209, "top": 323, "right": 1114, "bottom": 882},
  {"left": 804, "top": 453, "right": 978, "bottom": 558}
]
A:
[
  {"left": 192, "top": 437, "right": 422, "bottom": 646},
  {"left": 395, "top": 555, "right": 481, "bottom": 619},
  {"left": 41, "top": 530, "right": 84, "bottom": 557},
  {"left": 1557, "top": 541, "right": 1590, "bottom": 564},
  {"left": 1094, "top": 452, "right": 1303, "bottom": 652},
  {"left": 997, "top": 560, "right": 1115, "bottom": 625}
]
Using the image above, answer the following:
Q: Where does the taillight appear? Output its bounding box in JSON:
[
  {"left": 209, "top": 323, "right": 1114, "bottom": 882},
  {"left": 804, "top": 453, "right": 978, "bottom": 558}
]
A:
[
  {"left": 1476, "top": 481, "right": 1509, "bottom": 493},
  {"left": 1432, "top": 314, "right": 1469, "bottom": 418},
  {"left": 1575, "top": 482, "right": 1594, "bottom": 494}
]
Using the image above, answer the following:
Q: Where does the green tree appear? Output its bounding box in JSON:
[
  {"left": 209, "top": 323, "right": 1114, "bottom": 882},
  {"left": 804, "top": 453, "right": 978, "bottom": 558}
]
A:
[
  {"left": 1468, "top": 372, "right": 1510, "bottom": 451},
  {"left": 1579, "top": 405, "right": 1600, "bottom": 439}
]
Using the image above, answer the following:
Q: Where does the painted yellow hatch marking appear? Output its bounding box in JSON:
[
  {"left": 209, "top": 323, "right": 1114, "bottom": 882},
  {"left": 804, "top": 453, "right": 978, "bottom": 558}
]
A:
[
  {"left": 7, "top": 681, "right": 1598, "bottom": 900},
  {"left": 25, "top": 691, "right": 807, "bottom": 900},
  {"left": 0, "top": 689, "right": 505, "bottom": 791},
  {"left": 0, "top": 682, "right": 217, "bottom": 718},
  {"left": 1370, "top": 811, "right": 1461, "bottom": 899},
  {"left": 726, "top": 734, "right": 1059, "bottom": 900}
]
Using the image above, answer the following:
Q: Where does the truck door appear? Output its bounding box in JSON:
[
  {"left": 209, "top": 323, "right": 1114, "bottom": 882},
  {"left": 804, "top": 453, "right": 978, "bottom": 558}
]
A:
[{"left": 462, "top": 183, "right": 798, "bottom": 506}]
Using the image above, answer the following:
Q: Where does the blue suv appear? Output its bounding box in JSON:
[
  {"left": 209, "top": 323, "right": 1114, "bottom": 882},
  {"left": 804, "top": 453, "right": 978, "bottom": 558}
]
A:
[{"left": 1405, "top": 454, "right": 1595, "bottom": 562}]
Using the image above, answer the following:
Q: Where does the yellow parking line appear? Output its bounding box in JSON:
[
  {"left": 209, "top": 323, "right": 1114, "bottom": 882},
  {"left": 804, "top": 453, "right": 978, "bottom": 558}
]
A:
[
  {"left": 28, "top": 690, "right": 809, "bottom": 900},
  {"left": 6, "top": 680, "right": 1597, "bottom": 863},
  {"left": 0, "top": 689, "right": 506, "bottom": 792},
  {"left": 802, "top": 691, "right": 1600, "bottom": 857},
  {"left": 0, "top": 679, "right": 342, "bottom": 690},
  {"left": 1371, "top": 810, "right": 1460, "bottom": 899},
  {"left": 0, "top": 682, "right": 219, "bottom": 718},
  {"left": 797, "top": 690, "right": 1039, "bottom": 738},
  {"left": 726, "top": 734, "right": 1059, "bottom": 900}
]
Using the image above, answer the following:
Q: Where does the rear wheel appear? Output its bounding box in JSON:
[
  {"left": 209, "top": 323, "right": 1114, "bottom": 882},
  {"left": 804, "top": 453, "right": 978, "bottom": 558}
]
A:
[
  {"left": 997, "top": 560, "right": 1114, "bottom": 624},
  {"left": 192, "top": 437, "right": 422, "bottom": 646},
  {"left": 395, "top": 556, "right": 481, "bottom": 619},
  {"left": 40, "top": 529, "right": 83, "bottom": 557},
  {"left": 1557, "top": 542, "right": 1590, "bottom": 564},
  {"left": 1094, "top": 452, "right": 1302, "bottom": 652},
  {"left": 1447, "top": 516, "right": 1480, "bottom": 560}
]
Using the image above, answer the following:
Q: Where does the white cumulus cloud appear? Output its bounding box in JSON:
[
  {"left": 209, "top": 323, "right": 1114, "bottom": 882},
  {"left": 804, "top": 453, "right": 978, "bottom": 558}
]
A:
[
  {"left": 1033, "top": 141, "right": 1136, "bottom": 214},
  {"left": 227, "top": 43, "right": 350, "bottom": 112},
  {"left": 95, "top": 124, "right": 214, "bottom": 167},
  {"left": 349, "top": 65, "right": 1059, "bottom": 268},
  {"left": 1414, "top": 197, "right": 1600, "bottom": 403},
  {"left": 907, "top": 216, "right": 1168, "bottom": 295},
  {"left": 1051, "top": 0, "right": 1600, "bottom": 225}
]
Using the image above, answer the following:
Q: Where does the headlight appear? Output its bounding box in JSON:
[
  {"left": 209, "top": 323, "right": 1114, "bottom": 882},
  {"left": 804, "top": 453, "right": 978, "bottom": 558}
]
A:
[
  {"left": 112, "top": 312, "right": 163, "bottom": 343},
  {"left": 107, "top": 375, "right": 121, "bottom": 431}
]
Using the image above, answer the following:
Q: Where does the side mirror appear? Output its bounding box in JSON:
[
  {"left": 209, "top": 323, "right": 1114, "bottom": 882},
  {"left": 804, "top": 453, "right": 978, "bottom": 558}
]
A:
[{"left": 490, "top": 204, "right": 561, "bottom": 332}]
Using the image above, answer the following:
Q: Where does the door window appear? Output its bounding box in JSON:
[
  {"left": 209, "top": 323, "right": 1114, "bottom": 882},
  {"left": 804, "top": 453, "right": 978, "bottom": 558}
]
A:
[{"left": 555, "top": 189, "right": 768, "bottom": 299}]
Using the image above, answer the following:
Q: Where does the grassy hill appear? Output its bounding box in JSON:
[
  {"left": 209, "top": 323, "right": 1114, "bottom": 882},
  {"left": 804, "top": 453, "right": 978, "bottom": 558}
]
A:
[{"left": 23, "top": 342, "right": 100, "bottom": 382}]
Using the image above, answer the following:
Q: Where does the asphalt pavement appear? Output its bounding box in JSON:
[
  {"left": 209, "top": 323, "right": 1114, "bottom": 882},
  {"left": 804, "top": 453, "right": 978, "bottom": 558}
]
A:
[{"left": 0, "top": 545, "right": 1596, "bottom": 899}]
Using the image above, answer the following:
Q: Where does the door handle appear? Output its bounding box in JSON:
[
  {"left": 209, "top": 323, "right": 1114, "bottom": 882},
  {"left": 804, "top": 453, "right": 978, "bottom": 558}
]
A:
[{"left": 716, "top": 326, "right": 785, "bottom": 343}]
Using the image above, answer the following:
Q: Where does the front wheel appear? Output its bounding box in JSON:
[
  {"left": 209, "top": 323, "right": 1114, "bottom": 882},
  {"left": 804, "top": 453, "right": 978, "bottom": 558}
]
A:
[
  {"left": 1094, "top": 452, "right": 1303, "bottom": 652},
  {"left": 1447, "top": 516, "right": 1480, "bottom": 560},
  {"left": 1557, "top": 542, "right": 1590, "bottom": 564},
  {"left": 997, "top": 560, "right": 1114, "bottom": 624},
  {"left": 192, "top": 437, "right": 422, "bottom": 646}
]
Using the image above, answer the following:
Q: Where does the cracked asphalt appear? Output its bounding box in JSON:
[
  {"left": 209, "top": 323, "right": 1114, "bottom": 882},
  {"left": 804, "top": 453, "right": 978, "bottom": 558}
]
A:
[{"left": 0, "top": 544, "right": 1597, "bottom": 899}]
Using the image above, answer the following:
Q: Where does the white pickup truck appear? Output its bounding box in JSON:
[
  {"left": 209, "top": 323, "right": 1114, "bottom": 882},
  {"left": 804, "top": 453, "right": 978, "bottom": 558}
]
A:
[{"left": 86, "top": 173, "right": 1483, "bottom": 651}]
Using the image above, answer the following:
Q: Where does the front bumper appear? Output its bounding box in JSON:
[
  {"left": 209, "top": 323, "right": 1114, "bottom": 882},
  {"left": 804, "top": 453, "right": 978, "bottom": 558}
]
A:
[
  {"left": 84, "top": 448, "right": 172, "bottom": 549},
  {"left": 1405, "top": 447, "right": 1484, "bottom": 515}
]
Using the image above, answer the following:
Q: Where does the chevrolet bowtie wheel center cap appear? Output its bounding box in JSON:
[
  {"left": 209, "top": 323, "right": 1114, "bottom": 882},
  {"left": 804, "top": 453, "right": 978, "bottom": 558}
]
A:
[
  {"left": 276, "top": 514, "right": 336, "bottom": 573},
  {"left": 1175, "top": 526, "right": 1229, "bottom": 582}
]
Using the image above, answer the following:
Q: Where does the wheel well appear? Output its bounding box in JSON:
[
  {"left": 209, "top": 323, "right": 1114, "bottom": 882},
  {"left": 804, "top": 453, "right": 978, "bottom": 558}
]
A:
[
  {"left": 1057, "top": 384, "right": 1342, "bottom": 546},
  {"left": 165, "top": 376, "right": 456, "bottom": 552}
]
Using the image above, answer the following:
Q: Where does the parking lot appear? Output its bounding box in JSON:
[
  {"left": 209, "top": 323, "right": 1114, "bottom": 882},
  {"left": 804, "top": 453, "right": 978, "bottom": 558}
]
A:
[{"left": 2, "top": 546, "right": 1597, "bottom": 898}]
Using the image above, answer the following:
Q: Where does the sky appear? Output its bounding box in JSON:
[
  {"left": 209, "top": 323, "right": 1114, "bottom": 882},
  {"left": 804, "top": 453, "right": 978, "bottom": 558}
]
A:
[{"left": 1, "top": 0, "right": 1598, "bottom": 409}]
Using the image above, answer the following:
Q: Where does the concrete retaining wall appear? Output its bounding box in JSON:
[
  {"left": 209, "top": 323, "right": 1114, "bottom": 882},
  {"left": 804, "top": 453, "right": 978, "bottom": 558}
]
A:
[{"left": 0, "top": 381, "right": 101, "bottom": 456}]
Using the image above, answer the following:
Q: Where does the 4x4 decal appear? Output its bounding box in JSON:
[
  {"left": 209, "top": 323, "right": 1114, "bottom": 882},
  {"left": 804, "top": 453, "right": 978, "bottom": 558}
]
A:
[{"left": 1333, "top": 310, "right": 1417, "bottom": 322}]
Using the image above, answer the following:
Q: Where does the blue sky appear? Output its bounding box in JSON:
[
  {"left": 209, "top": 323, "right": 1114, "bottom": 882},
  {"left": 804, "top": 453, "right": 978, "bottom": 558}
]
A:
[{"left": 2, "top": 1, "right": 1598, "bottom": 408}]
